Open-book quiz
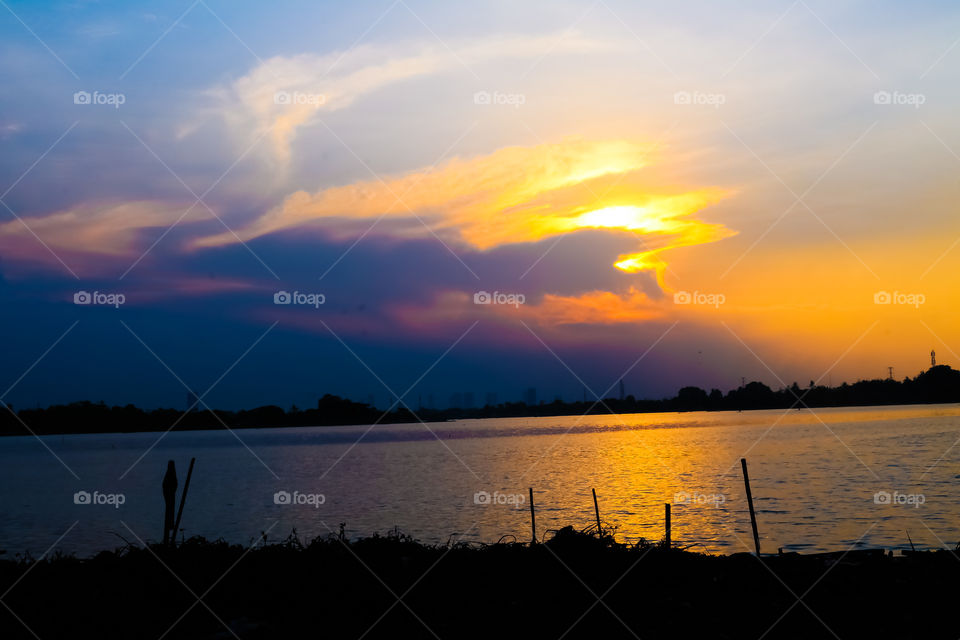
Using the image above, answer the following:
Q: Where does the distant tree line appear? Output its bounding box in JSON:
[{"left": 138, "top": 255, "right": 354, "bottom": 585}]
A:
[{"left": 2, "top": 366, "right": 959, "bottom": 436}]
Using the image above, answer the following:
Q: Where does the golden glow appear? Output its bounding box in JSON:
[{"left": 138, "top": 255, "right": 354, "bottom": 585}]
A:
[
  {"left": 194, "top": 139, "right": 736, "bottom": 287},
  {"left": 393, "top": 288, "right": 663, "bottom": 329}
]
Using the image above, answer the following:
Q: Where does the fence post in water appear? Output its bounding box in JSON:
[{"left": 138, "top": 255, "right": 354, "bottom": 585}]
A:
[
  {"left": 162, "top": 460, "right": 178, "bottom": 546},
  {"left": 592, "top": 488, "right": 602, "bottom": 536},
  {"left": 741, "top": 457, "right": 761, "bottom": 555},
  {"left": 529, "top": 487, "right": 536, "bottom": 544},
  {"left": 665, "top": 503, "right": 671, "bottom": 549},
  {"left": 172, "top": 457, "right": 196, "bottom": 544}
]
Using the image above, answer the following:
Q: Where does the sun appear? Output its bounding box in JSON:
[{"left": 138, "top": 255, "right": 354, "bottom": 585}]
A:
[
  {"left": 572, "top": 205, "right": 669, "bottom": 232},
  {"left": 567, "top": 200, "right": 735, "bottom": 278}
]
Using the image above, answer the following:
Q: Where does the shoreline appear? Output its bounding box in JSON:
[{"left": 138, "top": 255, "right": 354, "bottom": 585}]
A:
[
  {"left": 1, "top": 400, "right": 958, "bottom": 440},
  {"left": 4, "top": 364, "right": 958, "bottom": 438}
]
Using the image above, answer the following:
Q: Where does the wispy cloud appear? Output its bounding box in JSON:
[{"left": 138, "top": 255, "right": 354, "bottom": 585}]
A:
[
  {"left": 0, "top": 200, "right": 203, "bottom": 268},
  {"left": 206, "top": 31, "right": 621, "bottom": 165}
]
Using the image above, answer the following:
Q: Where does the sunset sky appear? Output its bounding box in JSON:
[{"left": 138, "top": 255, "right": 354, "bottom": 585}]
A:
[{"left": 1, "top": 0, "right": 959, "bottom": 409}]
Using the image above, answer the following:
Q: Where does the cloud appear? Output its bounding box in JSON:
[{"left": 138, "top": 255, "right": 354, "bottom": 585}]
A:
[
  {"left": 531, "top": 287, "right": 664, "bottom": 324},
  {"left": 0, "top": 122, "right": 22, "bottom": 139},
  {"left": 193, "top": 138, "right": 735, "bottom": 281},
  {"left": 0, "top": 200, "right": 202, "bottom": 268},
  {"left": 394, "top": 287, "right": 664, "bottom": 331},
  {"left": 208, "top": 31, "right": 620, "bottom": 164}
]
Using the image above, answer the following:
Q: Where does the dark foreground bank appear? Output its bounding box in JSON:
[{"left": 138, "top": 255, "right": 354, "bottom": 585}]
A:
[{"left": 0, "top": 526, "right": 956, "bottom": 640}]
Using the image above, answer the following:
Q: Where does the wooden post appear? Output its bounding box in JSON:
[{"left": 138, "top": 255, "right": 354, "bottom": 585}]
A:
[
  {"left": 162, "top": 460, "right": 177, "bottom": 546},
  {"left": 529, "top": 487, "right": 536, "bottom": 544},
  {"left": 665, "top": 503, "right": 671, "bottom": 549},
  {"left": 741, "top": 458, "right": 761, "bottom": 555},
  {"left": 592, "top": 488, "right": 602, "bottom": 536},
  {"left": 172, "top": 457, "right": 196, "bottom": 543}
]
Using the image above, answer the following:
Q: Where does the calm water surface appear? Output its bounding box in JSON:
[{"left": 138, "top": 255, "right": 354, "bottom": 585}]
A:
[{"left": 2, "top": 404, "right": 960, "bottom": 557}]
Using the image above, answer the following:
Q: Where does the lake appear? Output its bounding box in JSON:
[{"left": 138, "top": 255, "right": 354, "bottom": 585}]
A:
[{"left": 2, "top": 404, "right": 959, "bottom": 557}]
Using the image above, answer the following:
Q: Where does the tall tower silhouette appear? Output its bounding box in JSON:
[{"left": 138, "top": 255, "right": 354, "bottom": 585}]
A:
[{"left": 931, "top": 349, "right": 937, "bottom": 367}]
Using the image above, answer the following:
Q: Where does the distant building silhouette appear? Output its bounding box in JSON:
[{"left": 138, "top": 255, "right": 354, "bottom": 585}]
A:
[{"left": 932, "top": 349, "right": 937, "bottom": 367}]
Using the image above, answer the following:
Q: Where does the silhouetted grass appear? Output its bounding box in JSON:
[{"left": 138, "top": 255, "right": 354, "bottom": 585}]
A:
[{"left": 0, "top": 526, "right": 957, "bottom": 639}]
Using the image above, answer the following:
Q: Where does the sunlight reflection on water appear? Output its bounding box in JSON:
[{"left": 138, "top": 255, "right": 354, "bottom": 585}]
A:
[{"left": 2, "top": 404, "right": 960, "bottom": 556}]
